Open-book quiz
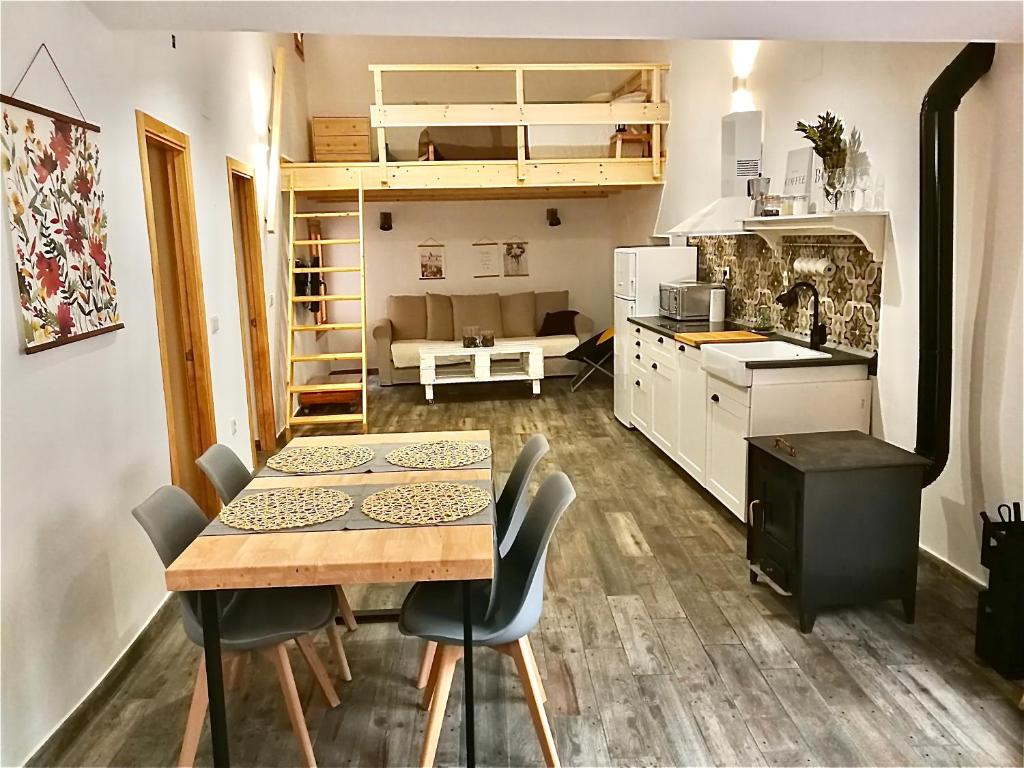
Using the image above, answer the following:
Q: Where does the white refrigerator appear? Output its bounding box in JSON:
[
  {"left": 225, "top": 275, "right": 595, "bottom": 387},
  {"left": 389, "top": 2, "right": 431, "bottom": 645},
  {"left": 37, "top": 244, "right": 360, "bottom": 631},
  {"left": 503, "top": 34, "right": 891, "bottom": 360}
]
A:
[{"left": 613, "top": 245, "right": 697, "bottom": 426}]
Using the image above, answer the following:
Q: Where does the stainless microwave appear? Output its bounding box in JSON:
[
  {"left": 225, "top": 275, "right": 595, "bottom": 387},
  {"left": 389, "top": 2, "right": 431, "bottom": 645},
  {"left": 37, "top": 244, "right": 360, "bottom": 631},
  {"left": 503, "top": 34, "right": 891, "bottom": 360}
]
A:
[{"left": 659, "top": 280, "right": 724, "bottom": 321}]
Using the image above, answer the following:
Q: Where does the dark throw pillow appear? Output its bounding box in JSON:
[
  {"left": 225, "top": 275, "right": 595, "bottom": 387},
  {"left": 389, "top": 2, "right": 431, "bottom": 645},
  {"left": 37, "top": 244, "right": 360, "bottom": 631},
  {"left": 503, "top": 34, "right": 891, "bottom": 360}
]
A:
[{"left": 538, "top": 310, "right": 578, "bottom": 337}]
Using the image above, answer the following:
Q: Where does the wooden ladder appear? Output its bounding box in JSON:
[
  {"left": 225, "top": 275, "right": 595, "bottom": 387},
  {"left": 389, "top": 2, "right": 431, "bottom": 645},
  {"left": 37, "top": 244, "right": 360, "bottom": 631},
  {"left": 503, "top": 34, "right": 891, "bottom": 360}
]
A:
[{"left": 286, "top": 183, "right": 368, "bottom": 437}]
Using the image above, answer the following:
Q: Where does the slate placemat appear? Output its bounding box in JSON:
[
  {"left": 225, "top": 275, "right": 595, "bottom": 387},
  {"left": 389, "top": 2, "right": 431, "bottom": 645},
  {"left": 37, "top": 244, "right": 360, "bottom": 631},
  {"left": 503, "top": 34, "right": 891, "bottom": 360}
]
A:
[
  {"left": 369, "top": 441, "right": 493, "bottom": 473},
  {"left": 200, "top": 478, "right": 494, "bottom": 536}
]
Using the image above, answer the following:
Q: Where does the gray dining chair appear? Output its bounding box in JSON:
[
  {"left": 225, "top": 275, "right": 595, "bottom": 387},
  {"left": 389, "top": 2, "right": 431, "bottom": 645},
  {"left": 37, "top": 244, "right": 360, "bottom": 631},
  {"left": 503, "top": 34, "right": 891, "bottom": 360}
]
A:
[
  {"left": 133, "top": 485, "right": 346, "bottom": 768},
  {"left": 196, "top": 443, "right": 253, "bottom": 504},
  {"left": 399, "top": 472, "right": 576, "bottom": 768},
  {"left": 196, "top": 443, "right": 359, "bottom": 634},
  {"left": 415, "top": 434, "right": 550, "bottom": 689}
]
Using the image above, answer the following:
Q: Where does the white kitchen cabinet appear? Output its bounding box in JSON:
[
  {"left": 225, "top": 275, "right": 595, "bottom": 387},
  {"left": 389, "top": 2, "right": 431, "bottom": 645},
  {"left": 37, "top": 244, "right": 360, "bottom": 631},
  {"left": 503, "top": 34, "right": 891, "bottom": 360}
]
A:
[
  {"left": 649, "top": 360, "right": 678, "bottom": 452},
  {"left": 705, "top": 383, "right": 751, "bottom": 520},
  {"left": 675, "top": 346, "right": 707, "bottom": 483},
  {"left": 629, "top": 365, "right": 652, "bottom": 436},
  {"left": 618, "top": 320, "right": 872, "bottom": 525}
]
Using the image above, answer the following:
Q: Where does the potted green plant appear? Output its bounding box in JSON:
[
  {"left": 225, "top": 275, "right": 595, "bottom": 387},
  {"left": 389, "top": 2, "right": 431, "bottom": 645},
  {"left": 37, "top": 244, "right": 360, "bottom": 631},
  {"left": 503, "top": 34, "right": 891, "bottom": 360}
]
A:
[{"left": 795, "top": 112, "right": 848, "bottom": 210}]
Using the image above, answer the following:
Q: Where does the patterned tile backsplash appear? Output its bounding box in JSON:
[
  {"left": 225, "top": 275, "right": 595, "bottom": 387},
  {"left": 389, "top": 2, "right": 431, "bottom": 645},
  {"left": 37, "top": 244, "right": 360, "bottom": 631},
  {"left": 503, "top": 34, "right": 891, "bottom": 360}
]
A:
[{"left": 689, "top": 234, "right": 882, "bottom": 354}]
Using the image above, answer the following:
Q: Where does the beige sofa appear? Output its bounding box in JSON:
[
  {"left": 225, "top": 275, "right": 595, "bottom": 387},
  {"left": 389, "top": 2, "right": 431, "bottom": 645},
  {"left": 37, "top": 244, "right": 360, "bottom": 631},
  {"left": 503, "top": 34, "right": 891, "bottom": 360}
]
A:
[{"left": 373, "top": 290, "right": 593, "bottom": 386}]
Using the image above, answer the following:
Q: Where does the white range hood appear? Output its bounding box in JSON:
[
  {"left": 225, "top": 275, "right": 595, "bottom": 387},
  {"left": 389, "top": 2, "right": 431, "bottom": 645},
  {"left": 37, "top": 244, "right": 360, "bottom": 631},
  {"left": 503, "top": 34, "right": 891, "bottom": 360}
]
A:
[
  {"left": 667, "top": 110, "right": 762, "bottom": 239},
  {"left": 667, "top": 196, "right": 751, "bottom": 238}
]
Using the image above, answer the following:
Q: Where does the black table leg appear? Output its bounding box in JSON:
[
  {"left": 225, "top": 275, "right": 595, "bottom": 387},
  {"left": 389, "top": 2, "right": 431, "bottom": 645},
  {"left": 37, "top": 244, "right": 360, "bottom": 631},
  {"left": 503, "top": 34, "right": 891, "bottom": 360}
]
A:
[
  {"left": 200, "top": 590, "right": 231, "bottom": 768},
  {"left": 462, "top": 581, "right": 476, "bottom": 768}
]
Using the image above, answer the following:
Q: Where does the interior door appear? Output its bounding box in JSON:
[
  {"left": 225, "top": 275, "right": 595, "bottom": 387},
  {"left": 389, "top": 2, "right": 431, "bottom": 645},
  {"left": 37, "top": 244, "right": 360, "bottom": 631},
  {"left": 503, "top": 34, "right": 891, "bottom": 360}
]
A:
[
  {"left": 227, "top": 158, "right": 277, "bottom": 461},
  {"left": 137, "top": 112, "right": 219, "bottom": 518}
]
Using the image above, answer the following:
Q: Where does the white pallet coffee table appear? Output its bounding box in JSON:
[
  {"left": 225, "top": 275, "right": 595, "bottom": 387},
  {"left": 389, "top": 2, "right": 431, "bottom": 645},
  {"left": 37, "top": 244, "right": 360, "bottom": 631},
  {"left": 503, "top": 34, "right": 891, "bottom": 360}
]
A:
[{"left": 419, "top": 341, "right": 544, "bottom": 403}]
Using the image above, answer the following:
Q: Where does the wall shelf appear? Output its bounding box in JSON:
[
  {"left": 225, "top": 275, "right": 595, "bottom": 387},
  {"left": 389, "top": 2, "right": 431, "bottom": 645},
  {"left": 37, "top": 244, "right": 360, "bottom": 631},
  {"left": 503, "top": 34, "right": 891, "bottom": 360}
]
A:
[{"left": 742, "top": 211, "right": 891, "bottom": 262}]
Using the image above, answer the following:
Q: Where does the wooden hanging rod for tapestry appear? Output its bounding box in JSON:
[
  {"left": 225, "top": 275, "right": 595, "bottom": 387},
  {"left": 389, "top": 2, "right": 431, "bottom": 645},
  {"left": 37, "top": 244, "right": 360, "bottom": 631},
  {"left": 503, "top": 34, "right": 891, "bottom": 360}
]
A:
[{"left": 1, "top": 43, "right": 99, "bottom": 132}]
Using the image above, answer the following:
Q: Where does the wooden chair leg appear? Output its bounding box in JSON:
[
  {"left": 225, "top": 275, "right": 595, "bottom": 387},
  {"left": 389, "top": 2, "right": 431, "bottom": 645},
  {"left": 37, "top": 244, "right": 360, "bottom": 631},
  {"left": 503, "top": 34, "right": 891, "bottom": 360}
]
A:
[
  {"left": 224, "top": 652, "right": 247, "bottom": 692},
  {"left": 265, "top": 643, "right": 318, "bottom": 768},
  {"left": 509, "top": 637, "right": 560, "bottom": 768},
  {"left": 420, "top": 642, "right": 443, "bottom": 711},
  {"left": 522, "top": 635, "right": 546, "bottom": 704},
  {"left": 335, "top": 585, "right": 358, "bottom": 632},
  {"left": 295, "top": 635, "right": 341, "bottom": 708},
  {"left": 325, "top": 621, "right": 352, "bottom": 682},
  {"left": 417, "top": 640, "right": 437, "bottom": 689},
  {"left": 419, "top": 644, "right": 459, "bottom": 768},
  {"left": 178, "top": 656, "right": 208, "bottom": 768}
]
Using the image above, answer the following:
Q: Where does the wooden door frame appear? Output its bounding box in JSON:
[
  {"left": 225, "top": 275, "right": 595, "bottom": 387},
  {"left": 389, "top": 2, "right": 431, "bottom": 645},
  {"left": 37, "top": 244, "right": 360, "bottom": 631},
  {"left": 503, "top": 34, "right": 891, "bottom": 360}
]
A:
[
  {"left": 226, "top": 157, "right": 277, "bottom": 461},
  {"left": 135, "top": 110, "right": 219, "bottom": 516}
]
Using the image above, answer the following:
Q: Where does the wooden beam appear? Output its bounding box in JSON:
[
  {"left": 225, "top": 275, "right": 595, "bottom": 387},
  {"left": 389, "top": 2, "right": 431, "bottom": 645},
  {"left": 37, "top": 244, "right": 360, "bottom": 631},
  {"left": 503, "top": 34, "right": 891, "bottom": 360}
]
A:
[
  {"left": 372, "top": 69, "right": 388, "bottom": 186},
  {"left": 651, "top": 68, "right": 662, "bottom": 179},
  {"left": 368, "top": 62, "right": 669, "bottom": 73},
  {"left": 266, "top": 46, "right": 285, "bottom": 233},
  {"left": 370, "top": 102, "right": 668, "bottom": 128},
  {"left": 515, "top": 67, "right": 526, "bottom": 182}
]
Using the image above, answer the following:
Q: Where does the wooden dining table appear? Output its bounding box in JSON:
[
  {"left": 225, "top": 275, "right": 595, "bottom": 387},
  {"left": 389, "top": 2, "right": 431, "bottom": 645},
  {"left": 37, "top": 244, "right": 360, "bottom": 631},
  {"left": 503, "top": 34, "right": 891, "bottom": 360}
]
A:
[{"left": 165, "top": 430, "right": 495, "bottom": 768}]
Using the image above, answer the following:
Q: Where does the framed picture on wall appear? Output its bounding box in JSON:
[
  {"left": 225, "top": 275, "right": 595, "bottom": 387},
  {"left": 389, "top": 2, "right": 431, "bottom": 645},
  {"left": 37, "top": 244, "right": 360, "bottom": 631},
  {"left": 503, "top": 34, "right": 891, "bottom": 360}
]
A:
[
  {"left": 418, "top": 238, "right": 445, "bottom": 280},
  {"left": 472, "top": 238, "right": 500, "bottom": 278},
  {"left": 503, "top": 238, "right": 529, "bottom": 277}
]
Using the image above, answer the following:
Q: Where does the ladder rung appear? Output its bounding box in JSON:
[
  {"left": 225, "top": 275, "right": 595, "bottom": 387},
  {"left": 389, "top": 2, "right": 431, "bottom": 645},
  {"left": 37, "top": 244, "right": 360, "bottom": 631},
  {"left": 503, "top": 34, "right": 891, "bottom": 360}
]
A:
[
  {"left": 291, "top": 294, "right": 362, "bottom": 303},
  {"left": 293, "top": 212, "right": 359, "bottom": 219},
  {"left": 292, "top": 323, "right": 363, "bottom": 332},
  {"left": 289, "top": 382, "right": 364, "bottom": 393},
  {"left": 293, "top": 266, "right": 361, "bottom": 274},
  {"left": 294, "top": 238, "right": 360, "bottom": 246},
  {"left": 290, "top": 352, "right": 363, "bottom": 363},
  {"left": 288, "top": 413, "right": 365, "bottom": 426}
]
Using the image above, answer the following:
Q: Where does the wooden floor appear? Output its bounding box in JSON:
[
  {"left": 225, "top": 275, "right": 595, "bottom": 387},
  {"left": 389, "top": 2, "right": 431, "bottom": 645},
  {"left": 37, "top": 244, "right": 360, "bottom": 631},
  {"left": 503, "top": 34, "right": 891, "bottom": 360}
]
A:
[{"left": 38, "top": 378, "right": 1022, "bottom": 767}]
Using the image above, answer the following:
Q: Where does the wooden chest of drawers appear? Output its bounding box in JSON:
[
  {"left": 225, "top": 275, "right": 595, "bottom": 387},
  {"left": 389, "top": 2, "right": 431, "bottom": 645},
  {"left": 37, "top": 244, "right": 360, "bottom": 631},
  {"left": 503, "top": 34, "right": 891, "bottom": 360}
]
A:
[{"left": 312, "top": 117, "right": 371, "bottom": 162}]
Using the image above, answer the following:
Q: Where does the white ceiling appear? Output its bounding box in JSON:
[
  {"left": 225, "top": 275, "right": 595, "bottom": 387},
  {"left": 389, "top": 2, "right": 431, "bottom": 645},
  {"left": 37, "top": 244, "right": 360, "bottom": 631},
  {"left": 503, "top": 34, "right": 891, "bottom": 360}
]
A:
[{"left": 85, "top": 1, "right": 1023, "bottom": 42}]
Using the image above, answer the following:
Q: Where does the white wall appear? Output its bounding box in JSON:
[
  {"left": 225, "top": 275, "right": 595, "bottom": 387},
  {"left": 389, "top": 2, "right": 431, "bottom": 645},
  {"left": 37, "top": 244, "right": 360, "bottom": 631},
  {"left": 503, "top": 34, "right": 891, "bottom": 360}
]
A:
[
  {"left": 0, "top": 4, "right": 305, "bottom": 764},
  {"left": 312, "top": 197, "right": 620, "bottom": 367},
  {"left": 657, "top": 40, "right": 1024, "bottom": 581}
]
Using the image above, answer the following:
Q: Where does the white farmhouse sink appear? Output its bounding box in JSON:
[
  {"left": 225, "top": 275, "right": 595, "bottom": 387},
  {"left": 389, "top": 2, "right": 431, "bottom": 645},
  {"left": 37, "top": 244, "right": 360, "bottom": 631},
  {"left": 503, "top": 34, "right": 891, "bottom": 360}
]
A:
[{"left": 701, "top": 341, "right": 832, "bottom": 387}]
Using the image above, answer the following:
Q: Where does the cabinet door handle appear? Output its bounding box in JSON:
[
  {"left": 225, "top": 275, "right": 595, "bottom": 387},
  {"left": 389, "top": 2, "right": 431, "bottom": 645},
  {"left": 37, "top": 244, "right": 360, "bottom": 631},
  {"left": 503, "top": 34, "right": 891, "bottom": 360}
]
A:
[
  {"left": 678, "top": 344, "right": 686, "bottom": 352},
  {"left": 651, "top": 362, "right": 658, "bottom": 370},
  {"left": 635, "top": 327, "right": 640, "bottom": 334},
  {"left": 635, "top": 340, "right": 641, "bottom": 347},
  {"left": 634, "top": 380, "right": 641, "bottom": 387},
  {"left": 657, "top": 337, "right": 664, "bottom": 344},
  {"left": 635, "top": 354, "right": 641, "bottom": 360},
  {"left": 749, "top": 500, "right": 762, "bottom": 529},
  {"left": 710, "top": 394, "right": 720, "bottom": 403}
]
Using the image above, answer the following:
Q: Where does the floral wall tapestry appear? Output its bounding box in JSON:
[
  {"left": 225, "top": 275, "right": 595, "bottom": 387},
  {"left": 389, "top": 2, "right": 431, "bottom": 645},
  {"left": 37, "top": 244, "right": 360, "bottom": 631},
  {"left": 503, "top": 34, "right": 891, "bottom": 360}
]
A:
[{"left": 2, "top": 102, "right": 121, "bottom": 353}]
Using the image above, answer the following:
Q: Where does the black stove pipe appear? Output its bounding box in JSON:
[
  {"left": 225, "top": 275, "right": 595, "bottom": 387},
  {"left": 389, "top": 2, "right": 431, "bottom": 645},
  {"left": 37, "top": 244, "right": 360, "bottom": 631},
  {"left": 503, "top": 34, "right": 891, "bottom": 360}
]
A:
[{"left": 916, "top": 42, "right": 995, "bottom": 486}]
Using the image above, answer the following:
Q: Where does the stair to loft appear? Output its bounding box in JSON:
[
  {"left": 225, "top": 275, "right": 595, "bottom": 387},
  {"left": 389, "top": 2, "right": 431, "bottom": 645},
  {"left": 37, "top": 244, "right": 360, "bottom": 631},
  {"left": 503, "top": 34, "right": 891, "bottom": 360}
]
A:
[{"left": 285, "top": 185, "right": 368, "bottom": 436}]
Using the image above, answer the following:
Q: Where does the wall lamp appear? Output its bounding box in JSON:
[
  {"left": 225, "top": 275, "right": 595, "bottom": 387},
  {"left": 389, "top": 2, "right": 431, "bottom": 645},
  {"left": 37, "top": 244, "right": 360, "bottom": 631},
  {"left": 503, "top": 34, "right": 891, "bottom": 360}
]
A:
[
  {"left": 379, "top": 211, "right": 392, "bottom": 231},
  {"left": 546, "top": 208, "right": 561, "bottom": 227}
]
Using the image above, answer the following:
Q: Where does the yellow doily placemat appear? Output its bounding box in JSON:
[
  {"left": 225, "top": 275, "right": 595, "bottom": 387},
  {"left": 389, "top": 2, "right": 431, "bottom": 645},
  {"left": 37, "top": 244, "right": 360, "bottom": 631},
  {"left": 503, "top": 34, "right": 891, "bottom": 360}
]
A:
[
  {"left": 384, "top": 440, "right": 492, "bottom": 470},
  {"left": 220, "top": 487, "right": 353, "bottom": 531},
  {"left": 266, "top": 445, "right": 374, "bottom": 474},
  {"left": 360, "top": 482, "right": 491, "bottom": 525}
]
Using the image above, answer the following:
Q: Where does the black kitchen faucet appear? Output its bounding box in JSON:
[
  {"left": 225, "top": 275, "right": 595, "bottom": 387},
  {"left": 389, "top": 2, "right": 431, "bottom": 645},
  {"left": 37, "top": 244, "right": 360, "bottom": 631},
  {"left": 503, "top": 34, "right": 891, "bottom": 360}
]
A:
[{"left": 776, "top": 281, "right": 827, "bottom": 350}]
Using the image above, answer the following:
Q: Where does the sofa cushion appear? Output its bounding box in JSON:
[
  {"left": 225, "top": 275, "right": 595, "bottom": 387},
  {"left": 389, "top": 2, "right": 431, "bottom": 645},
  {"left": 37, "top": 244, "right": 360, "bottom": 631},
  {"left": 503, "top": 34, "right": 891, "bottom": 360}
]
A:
[
  {"left": 391, "top": 336, "right": 578, "bottom": 368},
  {"left": 392, "top": 340, "right": 470, "bottom": 369},
  {"left": 539, "top": 309, "right": 579, "bottom": 337},
  {"left": 499, "top": 335, "right": 580, "bottom": 358},
  {"left": 451, "top": 293, "right": 504, "bottom": 337},
  {"left": 500, "top": 292, "right": 537, "bottom": 338},
  {"left": 535, "top": 290, "right": 569, "bottom": 331},
  {"left": 425, "top": 293, "right": 454, "bottom": 341},
  {"left": 387, "top": 295, "right": 427, "bottom": 341}
]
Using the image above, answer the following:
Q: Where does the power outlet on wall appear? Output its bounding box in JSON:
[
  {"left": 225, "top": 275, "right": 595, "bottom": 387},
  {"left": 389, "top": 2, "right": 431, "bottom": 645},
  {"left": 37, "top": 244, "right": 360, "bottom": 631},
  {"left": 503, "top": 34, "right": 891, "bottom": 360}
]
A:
[{"left": 721, "top": 266, "right": 731, "bottom": 281}]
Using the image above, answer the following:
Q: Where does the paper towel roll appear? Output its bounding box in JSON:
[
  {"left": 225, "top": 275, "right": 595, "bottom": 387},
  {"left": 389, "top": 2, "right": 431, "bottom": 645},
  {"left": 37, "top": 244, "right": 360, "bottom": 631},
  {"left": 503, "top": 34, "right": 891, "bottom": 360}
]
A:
[{"left": 793, "top": 256, "right": 835, "bottom": 277}]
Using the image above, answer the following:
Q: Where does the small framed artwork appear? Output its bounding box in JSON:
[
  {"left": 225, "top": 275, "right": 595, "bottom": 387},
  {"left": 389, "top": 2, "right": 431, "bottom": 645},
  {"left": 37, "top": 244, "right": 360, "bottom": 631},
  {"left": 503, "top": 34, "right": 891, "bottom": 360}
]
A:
[
  {"left": 783, "top": 147, "right": 815, "bottom": 196},
  {"left": 503, "top": 238, "right": 529, "bottom": 277},
  {"left": 418, "top": 238, "right": 445, "bottom": 280},
  {"left": 472, "top": 238, "right": 500, "bottom": 278}
]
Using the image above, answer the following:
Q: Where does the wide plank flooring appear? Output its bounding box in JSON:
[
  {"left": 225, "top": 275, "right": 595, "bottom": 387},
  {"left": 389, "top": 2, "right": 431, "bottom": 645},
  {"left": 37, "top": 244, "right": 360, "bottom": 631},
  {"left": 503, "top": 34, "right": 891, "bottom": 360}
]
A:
[{"left": 36, "top": 378, "right": 1023, "bottom": 767}]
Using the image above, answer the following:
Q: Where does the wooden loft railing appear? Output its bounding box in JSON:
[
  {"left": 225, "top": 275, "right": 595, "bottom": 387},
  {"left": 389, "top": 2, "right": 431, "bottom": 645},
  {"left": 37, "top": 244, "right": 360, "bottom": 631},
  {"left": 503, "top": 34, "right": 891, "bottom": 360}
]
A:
[{"left": 281, "top": 61, "right": 670, "bottom": 200}]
